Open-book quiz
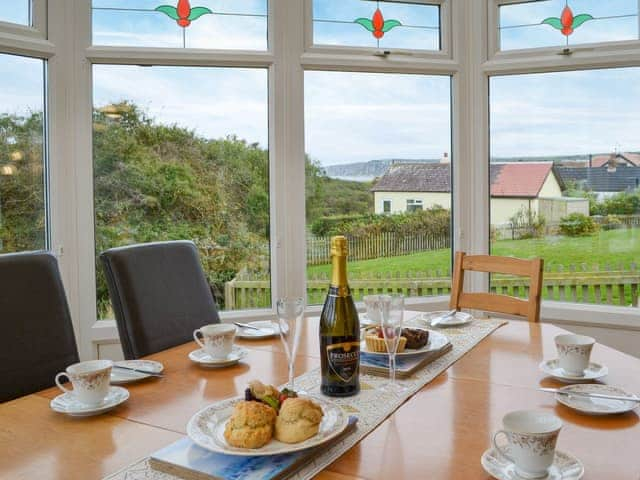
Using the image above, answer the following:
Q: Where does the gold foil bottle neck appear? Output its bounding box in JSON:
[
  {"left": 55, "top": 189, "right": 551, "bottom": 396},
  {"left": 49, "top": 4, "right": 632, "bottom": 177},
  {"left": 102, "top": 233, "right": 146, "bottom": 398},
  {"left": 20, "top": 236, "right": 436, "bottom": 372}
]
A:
[{"left": 330, "top": 236, "right": 348, "bottom": 257}]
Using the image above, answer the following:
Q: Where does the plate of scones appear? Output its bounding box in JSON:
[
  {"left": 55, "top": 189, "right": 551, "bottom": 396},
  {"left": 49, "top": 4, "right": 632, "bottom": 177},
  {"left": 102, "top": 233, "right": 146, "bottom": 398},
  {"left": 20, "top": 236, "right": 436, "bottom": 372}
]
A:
[{"left": 187, "top": 380, "right": 349, "bottom": 456}]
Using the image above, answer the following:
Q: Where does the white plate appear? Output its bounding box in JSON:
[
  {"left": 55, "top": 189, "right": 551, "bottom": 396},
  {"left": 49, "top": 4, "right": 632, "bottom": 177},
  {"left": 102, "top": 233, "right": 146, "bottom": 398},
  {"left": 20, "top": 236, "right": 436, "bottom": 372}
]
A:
[
  {"left": 418, "top": 310, "right": 473, "bottom": 328},
  {"left": 539, "top": 359, "right": 608, "bottom": 383},
  {"left": 50, "top": 386, "right": 129, "bottom": 417},
  {"left": 235, "top": 321, "right": 280, "bottom": 339},
  {"left": 555, "top": 384, "right": 640, "bottom": 415},
  {"left": 189, "top": 346, "right": 249, "bottom": 368},
  {"left": 187, "top": 396, "right": 349, "bottom": 456},
  {"left": 110, "top": 360, "right": 164, "bottom": 384},
  {"left": 481, "top": 447, "right": 584, "bottom": 480},
  {"left": 361, "top": 328, "right": 449, "bottom": 357}
]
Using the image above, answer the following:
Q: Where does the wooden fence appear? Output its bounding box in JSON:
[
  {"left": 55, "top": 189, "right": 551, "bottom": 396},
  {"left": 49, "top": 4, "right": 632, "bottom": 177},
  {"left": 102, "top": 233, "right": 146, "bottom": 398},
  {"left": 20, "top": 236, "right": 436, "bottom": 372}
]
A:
[
  {"left": 307, "top": 231, "right": 450, "bottom": 265},
  {"left": 224, "top": 263, "right": 639, "bottom": 310}
]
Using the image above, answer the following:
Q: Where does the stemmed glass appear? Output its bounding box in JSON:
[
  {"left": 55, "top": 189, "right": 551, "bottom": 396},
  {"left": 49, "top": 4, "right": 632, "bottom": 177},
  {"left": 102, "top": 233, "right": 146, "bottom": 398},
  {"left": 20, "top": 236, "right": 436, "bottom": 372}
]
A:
[
  {"left": 378, "top": 294, "right": 407, "bottom": 394},
  {"left": 276, "top": 297, "right": 304, "bottom": 392}
]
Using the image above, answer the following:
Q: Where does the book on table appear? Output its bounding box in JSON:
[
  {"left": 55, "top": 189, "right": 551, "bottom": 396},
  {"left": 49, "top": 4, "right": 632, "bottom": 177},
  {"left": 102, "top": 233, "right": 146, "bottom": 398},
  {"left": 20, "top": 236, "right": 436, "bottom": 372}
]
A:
[
  {"left": 148, "top": 416, "right": 358, "bottom": 480},
  {"left": 360, "top": 341, "right": 453, "bottom": 378}
]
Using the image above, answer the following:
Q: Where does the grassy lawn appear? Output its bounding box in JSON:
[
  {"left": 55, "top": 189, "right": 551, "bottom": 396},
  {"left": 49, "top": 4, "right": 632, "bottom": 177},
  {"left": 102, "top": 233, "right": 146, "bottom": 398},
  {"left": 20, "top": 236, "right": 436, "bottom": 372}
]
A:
[{"left": 307, "top": 228, "right": 640, "bottom": 277}]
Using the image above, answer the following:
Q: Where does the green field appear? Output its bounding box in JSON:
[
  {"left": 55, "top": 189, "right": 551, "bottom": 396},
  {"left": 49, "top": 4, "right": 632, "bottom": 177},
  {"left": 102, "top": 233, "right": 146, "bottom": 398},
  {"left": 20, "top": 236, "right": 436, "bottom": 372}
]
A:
[{"left": 307, "top": 228, "right": 640, "bottom": 277}]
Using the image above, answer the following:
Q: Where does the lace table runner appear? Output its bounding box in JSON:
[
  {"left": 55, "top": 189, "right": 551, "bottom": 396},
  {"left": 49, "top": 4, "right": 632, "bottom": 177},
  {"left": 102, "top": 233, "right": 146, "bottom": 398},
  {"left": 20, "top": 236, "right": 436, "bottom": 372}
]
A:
[{"left": 105, "top": 319, "right": 507, "bottom": 480}]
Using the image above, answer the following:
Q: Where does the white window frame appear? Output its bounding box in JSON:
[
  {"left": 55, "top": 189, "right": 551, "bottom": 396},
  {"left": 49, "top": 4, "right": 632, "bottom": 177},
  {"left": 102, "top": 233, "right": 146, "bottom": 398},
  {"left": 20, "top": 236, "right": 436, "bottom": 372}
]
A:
[{"left": 27, "top": 0, "right": 637, "bottom": 360}]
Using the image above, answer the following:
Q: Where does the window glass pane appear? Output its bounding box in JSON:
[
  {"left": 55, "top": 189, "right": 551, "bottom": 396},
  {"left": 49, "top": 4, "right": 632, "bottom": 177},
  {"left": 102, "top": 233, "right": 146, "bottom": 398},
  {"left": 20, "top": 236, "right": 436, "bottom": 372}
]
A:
[
  {"left": 305, "top": 71, "right": 452, "bottom": 305},
  {"left": 499, "top": 0, "right": 639, "bottom": 51},
  {"left": 0, "top": 54, "right": 46, "bottom": 254},
  {"left": 93, "top": 66, "right": 269, "bottom": 317},
  {"left": 92, "top": 0, "right": 267, "bottom": 50},
  {"left": 0, "top": 1, "right": 30, "bottom": 26},
  {"left": 490, "top": 68, "right": 640, "bottom": 309},
  {"left": 313, "top": 0, "right": 440, "bottom": 51}
]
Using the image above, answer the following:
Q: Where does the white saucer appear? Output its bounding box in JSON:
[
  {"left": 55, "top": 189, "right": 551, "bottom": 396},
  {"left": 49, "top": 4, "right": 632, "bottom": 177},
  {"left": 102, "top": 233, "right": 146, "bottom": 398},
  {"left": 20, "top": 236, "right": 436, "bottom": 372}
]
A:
[
  {"left": 555, "top": 384, "right": 640, "bottom": 415},
  {"left": 539, "top": 359, "right": 608, "bottom": 383},
  {"left": 235, "top": 321, "right": 279, "bottom": 339},
  {"left": 110, "top": 360, "right": 164, "bottom": 384},
  {"left": 189, "top": 346, "right": 249, "bottom": 368},
  {"left": 481, "top": 447, "right": 584, "bottom": 480},
  {"left": 417, "top": 310, "right": 473, "bottom": 328},
  {"left": 50, "top": 386, "right": 129, "bottom": 417}
]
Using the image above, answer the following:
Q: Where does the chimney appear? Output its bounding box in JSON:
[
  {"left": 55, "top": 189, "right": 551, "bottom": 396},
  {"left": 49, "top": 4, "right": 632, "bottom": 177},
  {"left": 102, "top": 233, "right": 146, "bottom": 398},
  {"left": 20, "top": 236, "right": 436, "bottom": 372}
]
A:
[{"left": 440, "top": 152, "right": 450, "bottom": 164}]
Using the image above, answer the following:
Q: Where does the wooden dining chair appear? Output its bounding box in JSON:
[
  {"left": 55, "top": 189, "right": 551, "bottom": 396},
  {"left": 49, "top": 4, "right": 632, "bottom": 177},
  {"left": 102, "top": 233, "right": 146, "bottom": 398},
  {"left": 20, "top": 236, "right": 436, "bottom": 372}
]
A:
[
  {"left": 449, "top": 251, "right": 544, "bottom": 323},
  {"left": 100, "top": 240, "right": 221, "bottom": 359},
  {"left": 0, "top": 251, "right": 79, "bottom": 402}
]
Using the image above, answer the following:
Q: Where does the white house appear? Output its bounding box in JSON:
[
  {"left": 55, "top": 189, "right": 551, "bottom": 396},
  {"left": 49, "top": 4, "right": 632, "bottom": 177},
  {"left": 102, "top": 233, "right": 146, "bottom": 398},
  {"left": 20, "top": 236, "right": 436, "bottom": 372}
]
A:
[{"left": 371, "top": 161, "right": 587, "bottom": 224}]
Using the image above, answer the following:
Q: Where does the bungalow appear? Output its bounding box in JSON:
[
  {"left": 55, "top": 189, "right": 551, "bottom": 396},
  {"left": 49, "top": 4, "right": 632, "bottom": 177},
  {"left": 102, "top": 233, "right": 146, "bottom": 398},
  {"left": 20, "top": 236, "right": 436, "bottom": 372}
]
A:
[{"left": 371, "top": 162, "right": 588, "bottom": 224}]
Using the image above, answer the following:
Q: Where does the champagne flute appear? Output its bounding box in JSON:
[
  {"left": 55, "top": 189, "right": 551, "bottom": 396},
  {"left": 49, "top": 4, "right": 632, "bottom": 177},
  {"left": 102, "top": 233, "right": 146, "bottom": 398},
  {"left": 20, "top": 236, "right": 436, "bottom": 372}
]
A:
[
  {"left": 378, "top": 294, "right": 407, "bottom": 394},
  {"left": 276, "top": 297, "right": 304, "bottom": 392}
]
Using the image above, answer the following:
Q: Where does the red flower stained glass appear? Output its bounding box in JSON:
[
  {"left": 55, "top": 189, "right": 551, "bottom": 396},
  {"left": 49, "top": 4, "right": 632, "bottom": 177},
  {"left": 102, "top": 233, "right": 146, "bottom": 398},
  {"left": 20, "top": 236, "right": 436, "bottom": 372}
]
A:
[
  {"left": 542, "top": 5, "right": 593, "bottom": 38},
  {"left": 355, "top": 8, "right": 402, "bottom": 40},
  {"left": 155, "top": 0, "right": 212, "bottom": 28}
]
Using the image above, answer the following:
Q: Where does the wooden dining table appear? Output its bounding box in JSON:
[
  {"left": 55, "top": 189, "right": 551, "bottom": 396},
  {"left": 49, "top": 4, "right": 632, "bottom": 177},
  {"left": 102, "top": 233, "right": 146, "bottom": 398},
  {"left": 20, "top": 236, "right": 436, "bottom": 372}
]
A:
[{"left": 2, "top": 312, "right": 640, "bottom": 479}]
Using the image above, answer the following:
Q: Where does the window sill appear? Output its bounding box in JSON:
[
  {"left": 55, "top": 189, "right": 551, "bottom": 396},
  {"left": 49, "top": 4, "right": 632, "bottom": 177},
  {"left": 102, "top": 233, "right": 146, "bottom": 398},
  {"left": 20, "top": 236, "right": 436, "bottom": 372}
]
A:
[{"left": 90, "top": 298, "right": 639, "bottom": 343}]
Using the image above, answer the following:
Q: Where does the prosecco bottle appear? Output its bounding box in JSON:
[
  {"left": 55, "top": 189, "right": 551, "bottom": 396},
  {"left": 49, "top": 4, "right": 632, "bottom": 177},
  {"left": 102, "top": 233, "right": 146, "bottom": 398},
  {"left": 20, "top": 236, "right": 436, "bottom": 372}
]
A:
[{"left": 320, "top": 236, "right": 360, "bottom": 397}]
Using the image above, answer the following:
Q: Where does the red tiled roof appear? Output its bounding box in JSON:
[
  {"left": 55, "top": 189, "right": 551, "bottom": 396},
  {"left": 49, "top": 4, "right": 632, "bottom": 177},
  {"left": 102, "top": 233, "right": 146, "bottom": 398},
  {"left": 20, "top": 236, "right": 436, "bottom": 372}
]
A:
[
  {"left": 591, "top": 153, "right": 640, "bottom": 168},
  {"left": 490, "top": 162, "right": 554, "bottom": 198}
]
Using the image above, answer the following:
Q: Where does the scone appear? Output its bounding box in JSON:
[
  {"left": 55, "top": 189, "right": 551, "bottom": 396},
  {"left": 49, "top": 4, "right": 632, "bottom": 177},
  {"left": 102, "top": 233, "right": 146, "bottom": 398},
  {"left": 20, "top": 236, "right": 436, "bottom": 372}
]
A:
[
  {"left": 224, "top": 401, "right": 277, "bottom": 449},
  {"left": 275, "top": 397, "right": 324, "bottom": 444}
]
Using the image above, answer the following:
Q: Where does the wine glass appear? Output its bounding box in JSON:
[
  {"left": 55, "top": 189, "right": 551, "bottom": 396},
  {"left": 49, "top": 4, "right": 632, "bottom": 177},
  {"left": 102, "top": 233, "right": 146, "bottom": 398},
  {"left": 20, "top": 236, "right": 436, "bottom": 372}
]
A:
[
  {"left": 276, "top": 297, "right": 304, "bottom": 392},
  {"left": 378, "top": 294, "right": 407, "bottom": 394}
]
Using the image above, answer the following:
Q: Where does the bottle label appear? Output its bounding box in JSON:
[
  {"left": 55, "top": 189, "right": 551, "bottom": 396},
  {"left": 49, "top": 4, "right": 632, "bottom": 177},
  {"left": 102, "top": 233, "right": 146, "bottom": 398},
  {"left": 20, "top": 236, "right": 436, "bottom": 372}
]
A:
[{"left": 326, "top": 341, "right": 360, "bottom": 383}]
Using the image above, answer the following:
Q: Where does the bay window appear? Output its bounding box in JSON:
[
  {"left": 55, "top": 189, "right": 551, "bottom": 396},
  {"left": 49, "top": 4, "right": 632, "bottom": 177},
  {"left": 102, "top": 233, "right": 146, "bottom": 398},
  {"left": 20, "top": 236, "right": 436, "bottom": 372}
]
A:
[{"left": 0, "top": 0, "right": 636, "bottom": 359}]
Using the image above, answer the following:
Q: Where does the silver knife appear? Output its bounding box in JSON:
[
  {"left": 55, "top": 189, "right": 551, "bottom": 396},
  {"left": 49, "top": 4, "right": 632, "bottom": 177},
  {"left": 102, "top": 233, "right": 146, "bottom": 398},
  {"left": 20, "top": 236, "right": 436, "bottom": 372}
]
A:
[
  {"left": 540, "top": 387, "right": 640, "bottom": 403},
  {"left": 112, "top": 365, "right": 164, "bottom": 377},
  {"left": 430, "top": 309, "right": 457, "bottom": 327}
]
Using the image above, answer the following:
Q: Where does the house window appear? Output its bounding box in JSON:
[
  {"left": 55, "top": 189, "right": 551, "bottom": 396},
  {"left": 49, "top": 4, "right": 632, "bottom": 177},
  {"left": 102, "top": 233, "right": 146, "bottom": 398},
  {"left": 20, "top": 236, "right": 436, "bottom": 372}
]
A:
[
  {"left": 0, "top": 53, "right": 47, "bottom": 254},
  {"left": 498, "top": 0, "right": 639, "bottom": 51},
  {"left": 383, "top": 199, "right": 391, "bottom": 213},
  {"left": 93, "top": 65, "right": 269, "bottom": 317},
  {"left": 490, "top": 67, "right": 640, "bottom": 308},
  {"left": 91, "top": 0, "right": 268, "bottom": 49},
  {"left": 305, "top": 71, "right": 452, "bottom": 304},
  {"left": 0, "top": 2, "right": 31, "bottom": 26},
  {"left": 406, "top": 199, "right": 423, "bottom": 212},
  {"left": 312, "top": 0, "right": 441, "bottom": 51}
]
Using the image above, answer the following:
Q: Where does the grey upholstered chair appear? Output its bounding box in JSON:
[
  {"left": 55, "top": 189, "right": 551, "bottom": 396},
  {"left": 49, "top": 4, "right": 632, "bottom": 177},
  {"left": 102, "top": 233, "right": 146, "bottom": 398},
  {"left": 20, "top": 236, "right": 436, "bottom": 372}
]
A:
[
  {"left": 100, "top": 241, "right": 220, "bottom": 359},
  {"left": 0, "top": 251, "right": 79, "bottom": 403}
]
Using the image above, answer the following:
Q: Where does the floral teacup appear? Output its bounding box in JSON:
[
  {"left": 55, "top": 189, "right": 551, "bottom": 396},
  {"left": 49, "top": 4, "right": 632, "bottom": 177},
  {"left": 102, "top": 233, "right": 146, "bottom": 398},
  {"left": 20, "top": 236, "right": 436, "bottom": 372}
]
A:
[
  {"left": 492, "top": 410, "right": 562, "bottom": 479},
  {"left": 193, "top": 324, "right": 236, "bottom": 359},
  {"left": 555, "top": 334, "right": 595, "bottom": 376},
  {"left": 55, "top": 360, "right": 113, "bottom": 406}
]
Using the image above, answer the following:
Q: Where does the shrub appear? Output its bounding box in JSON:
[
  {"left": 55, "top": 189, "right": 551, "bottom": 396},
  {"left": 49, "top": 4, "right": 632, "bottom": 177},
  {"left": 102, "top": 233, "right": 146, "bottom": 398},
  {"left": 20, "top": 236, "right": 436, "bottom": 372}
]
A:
[
  {"left": 559, "top": 213, "right": 599, "bottom": 237},
  {"left": 601, "top": 214, "right": 623, "bottom": 231},
  {"left": 508, "top": 207, "right": 546, "bottom": 239}
]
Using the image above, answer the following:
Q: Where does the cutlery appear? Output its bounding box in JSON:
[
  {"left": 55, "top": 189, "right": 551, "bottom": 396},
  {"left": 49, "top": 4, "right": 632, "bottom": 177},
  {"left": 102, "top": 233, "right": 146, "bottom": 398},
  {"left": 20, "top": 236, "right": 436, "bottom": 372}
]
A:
[
  {"left": 430, "top": 309, "right": 457, "bottom": 327},
  {"left": 112, "top": 365, "right": 164, "bottom": 377},
  {"left": 539, "top": 387, "right": 640, "bottom": 403},
  {"left": 234, "top": 322, "right": 264, "bottom": 331}
]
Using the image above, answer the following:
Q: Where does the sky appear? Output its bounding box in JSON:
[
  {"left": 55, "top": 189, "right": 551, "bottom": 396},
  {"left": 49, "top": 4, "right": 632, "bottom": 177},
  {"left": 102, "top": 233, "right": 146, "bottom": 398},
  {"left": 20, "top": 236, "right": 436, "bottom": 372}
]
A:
[{"left": 1, "top": 0, "right": 640, "bottom": 166}]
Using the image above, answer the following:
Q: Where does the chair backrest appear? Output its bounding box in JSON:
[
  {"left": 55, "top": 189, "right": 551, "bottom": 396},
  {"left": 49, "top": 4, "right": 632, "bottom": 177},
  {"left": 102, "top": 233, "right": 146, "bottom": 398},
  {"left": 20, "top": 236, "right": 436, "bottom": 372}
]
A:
[
  {"left": 0, "top": 251, "right": 79, "bottom": 402},
  {"left": 100, "top": 240, "right": 220, "bottom": 359},
  {"left": 449, "top": 251, "right": 544, "bottom": 323}
]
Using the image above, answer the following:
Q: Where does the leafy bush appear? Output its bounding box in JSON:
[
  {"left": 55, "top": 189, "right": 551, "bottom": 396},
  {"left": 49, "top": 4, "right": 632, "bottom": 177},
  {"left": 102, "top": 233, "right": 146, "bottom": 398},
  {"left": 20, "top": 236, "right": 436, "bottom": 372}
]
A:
[
  {"left": 600, "top": 214, "right": 623, "bottom": 231},
  {"left": 508, "top": 207, "right": 546, "bottom": 239},
  {"left": 559, "top": 213, "right": 599, "bottom": 237}
]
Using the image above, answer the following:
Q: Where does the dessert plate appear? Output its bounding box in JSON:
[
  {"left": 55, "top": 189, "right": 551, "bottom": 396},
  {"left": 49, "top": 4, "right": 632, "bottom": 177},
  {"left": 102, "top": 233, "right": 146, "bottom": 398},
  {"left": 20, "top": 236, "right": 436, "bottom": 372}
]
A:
[
  {"left": 189, "top": 346, "right": 248, "bottom": 368},
  {"left": 481, "top": 447, "right": 584, "bottom": 480},
  {"left": 235, "top": 321, "right": 279, "bottom": 339},
  {"left": 187, "top": 396, "right": 348, "bottom": 456},
  {"left": 360, "top": 329, "right": 449, "bottom": 357},
  {"left": 50, "top": 386, "right": 129, "bottom": 417},
  {"left": 418, "top": 310, "right": 473, "bottom": 328},
  {"left": 555, "top": 384, "right": 639, "bottom": 415},
  {"left": 110, "top": 360, "right": 164, "bottom": 384},
  {"left": 539, "top": 359, "right": 608, "bottom": 383}
]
